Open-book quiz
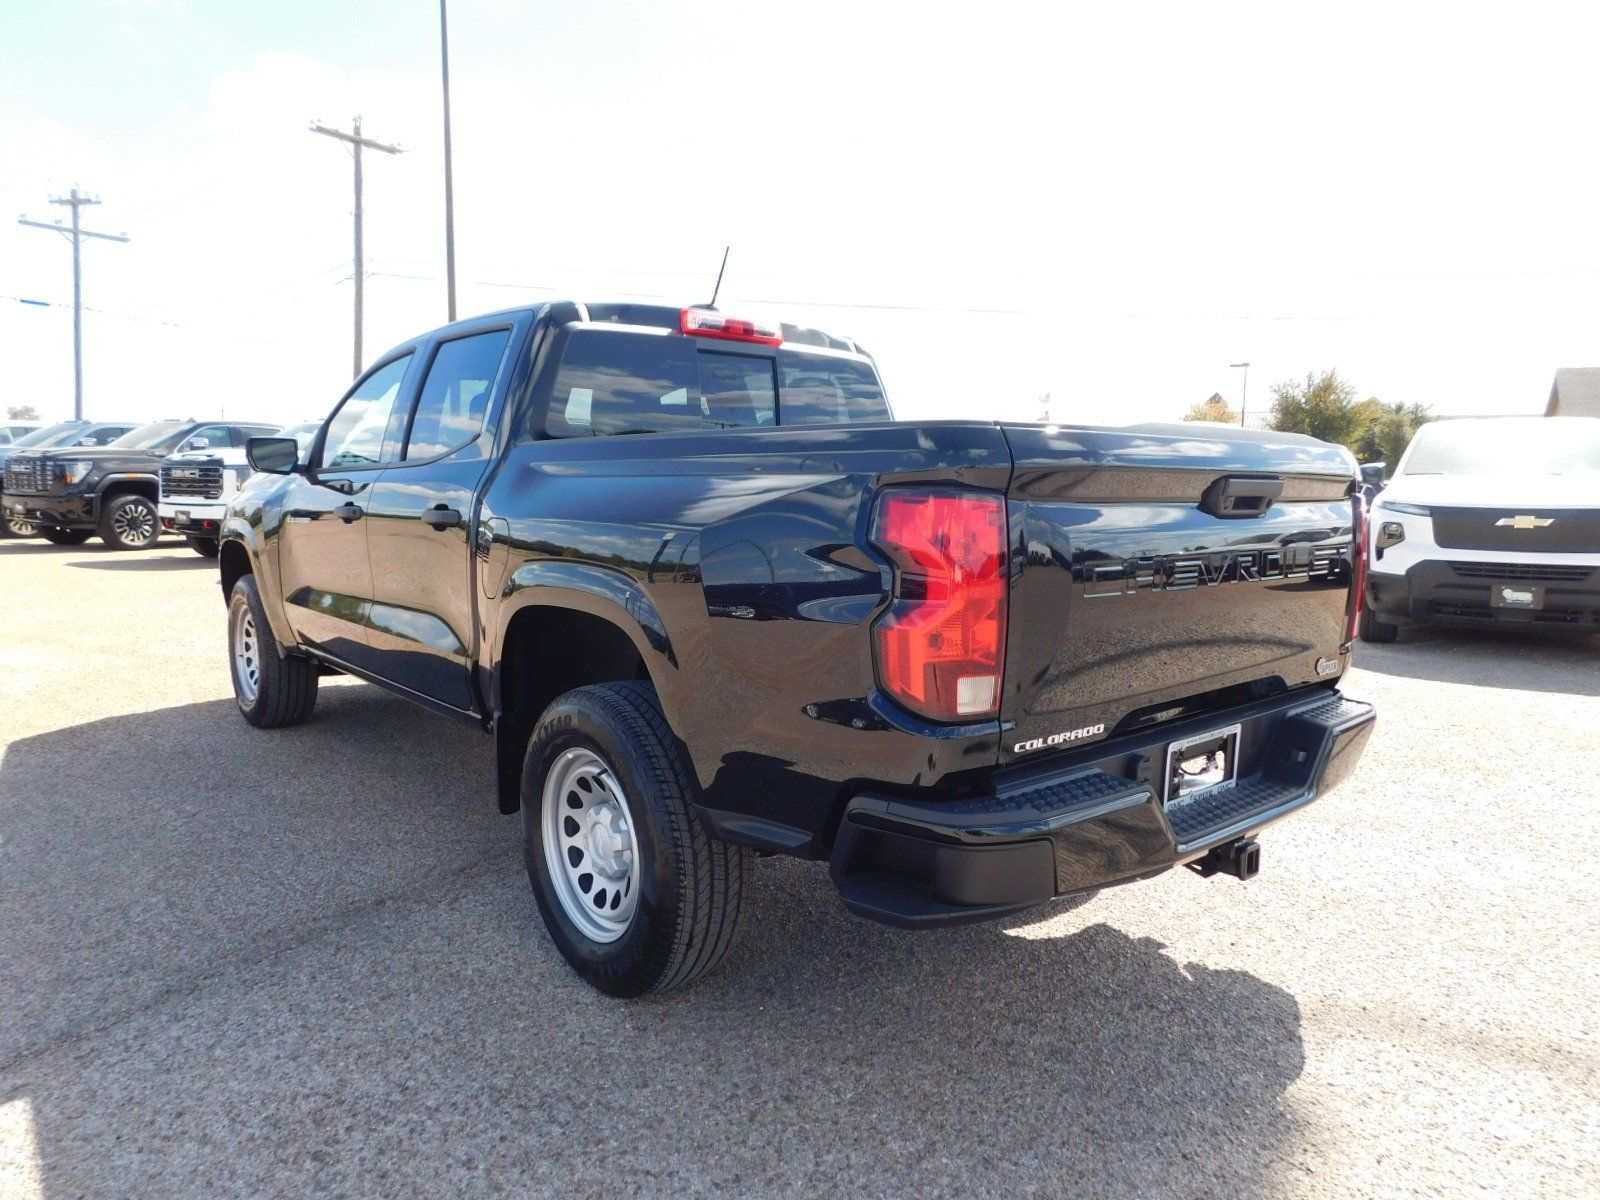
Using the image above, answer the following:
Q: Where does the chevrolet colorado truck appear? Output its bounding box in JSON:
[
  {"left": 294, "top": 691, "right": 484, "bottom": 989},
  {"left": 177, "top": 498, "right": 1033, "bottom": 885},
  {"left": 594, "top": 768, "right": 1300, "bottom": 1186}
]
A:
[
  {"left": 5, "top": 418, "right": 278, "bottom": 549},
  {"left": 221, "top": 300, "right": 1375, "bottom": 996}
]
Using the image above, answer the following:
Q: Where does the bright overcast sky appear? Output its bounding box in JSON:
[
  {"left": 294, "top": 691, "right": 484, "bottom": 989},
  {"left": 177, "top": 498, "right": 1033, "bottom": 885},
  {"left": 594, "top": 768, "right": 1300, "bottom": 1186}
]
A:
[{"left": 4, "top": 1, "right": 1598, "bottom": 428}]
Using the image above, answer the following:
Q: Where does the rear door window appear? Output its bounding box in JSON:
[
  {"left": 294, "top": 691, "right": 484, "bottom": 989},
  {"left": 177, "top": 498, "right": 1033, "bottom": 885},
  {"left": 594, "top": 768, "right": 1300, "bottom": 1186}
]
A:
[{"left": 404, "top": 329, "right": 510, "bottom": 459}]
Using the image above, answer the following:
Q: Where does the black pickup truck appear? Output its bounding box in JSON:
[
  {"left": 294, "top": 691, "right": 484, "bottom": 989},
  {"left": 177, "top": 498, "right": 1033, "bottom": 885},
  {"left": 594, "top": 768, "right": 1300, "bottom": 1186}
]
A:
[{"left": 221, "top": 301, "right": 1374, "bottom": 996}]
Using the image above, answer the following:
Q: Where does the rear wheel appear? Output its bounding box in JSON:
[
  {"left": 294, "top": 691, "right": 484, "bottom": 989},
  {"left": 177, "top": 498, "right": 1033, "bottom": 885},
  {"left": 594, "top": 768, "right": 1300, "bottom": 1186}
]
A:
[
  {"left": 99, "top": 494, "right": 160, "bottom": 550},
  {"left": 1358, "top": 609, "right": 1399, "bottom": 644},
  {"left": 42, "top": 528, "right": 91, "bottom": 546},
  {"left": 186, "top": 535, "right": 220, "bottom": 558},
  {"left": 523, "top": 681, "right": 749, "bottom": 996},
  {"left": 228, "top": 574, "right": 318, "bottom": 727}
]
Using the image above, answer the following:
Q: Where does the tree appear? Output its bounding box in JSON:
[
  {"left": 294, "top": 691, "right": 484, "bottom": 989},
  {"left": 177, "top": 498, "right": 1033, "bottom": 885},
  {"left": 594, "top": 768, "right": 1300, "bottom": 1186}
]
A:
[
  {"left": 1352, "top": 398, "right": 1431, "bottom": 467},
  {"left": 6, "top": 405, "right": 39, "bottom": 421},
  {"left": 1185, "top": 393, "right": 1240, "bottom": 424},
  {"left": 1266, "top": 370, "right": 1362, "bottom": 446}
]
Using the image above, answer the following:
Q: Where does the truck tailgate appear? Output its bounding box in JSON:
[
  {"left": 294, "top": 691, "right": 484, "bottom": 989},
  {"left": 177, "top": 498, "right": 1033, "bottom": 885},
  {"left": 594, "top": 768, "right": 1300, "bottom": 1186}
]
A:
[{"left": 999, "top": 423, "right": 1357, "bottom": 764}]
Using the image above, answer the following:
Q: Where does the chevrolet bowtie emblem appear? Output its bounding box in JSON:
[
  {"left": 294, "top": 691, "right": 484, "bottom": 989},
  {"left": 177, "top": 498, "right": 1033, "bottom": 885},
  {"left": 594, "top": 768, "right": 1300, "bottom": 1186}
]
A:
[{"left": 1495, "top": 515, "right": 1555, "bottom": 530}]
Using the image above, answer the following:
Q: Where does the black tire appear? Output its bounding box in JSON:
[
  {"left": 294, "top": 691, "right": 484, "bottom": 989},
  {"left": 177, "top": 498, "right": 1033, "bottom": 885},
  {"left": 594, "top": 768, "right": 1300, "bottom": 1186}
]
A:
[
  {"left": 227, "top": 574, "right": 318, "bottom": 728},
  {"left": 1359, "top": 608, "right": 1399, "bottom": 644},
  {"left": 98, "top": 493, "right": 160, "bottom": 550},
  {"left": 523, "top": 681, "right": 748, "bottom": 997},
  {"left": 187, "top": 535, "right": 220, "bottom": 558},
  {"left": 42, "top": 528, "right": 92, "bottom": 546}
]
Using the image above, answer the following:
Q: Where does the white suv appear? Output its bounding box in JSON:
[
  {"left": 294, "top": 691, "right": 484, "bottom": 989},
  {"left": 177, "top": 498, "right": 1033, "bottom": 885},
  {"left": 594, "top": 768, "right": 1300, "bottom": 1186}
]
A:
[{"left": 1362, "top": 416, "right": 1600, "bottom": 641}]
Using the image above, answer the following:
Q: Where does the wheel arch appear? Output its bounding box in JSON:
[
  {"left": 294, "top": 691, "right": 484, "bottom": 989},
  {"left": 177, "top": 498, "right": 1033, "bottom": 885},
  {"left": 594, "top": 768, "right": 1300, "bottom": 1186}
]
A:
[
  {"left": 491, "top": 564, "right": 679, "bottom": 814},
  {"left": 96, "top": 474, "right": 159, "bottom": 503}
]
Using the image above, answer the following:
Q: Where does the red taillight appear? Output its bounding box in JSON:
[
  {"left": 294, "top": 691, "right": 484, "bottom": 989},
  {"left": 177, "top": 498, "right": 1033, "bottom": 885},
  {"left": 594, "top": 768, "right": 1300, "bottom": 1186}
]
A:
[
  {"left": 871, "top": 490, "right": 1008, "bottom": 721},
  {"left": 680, "top": 307, "right": 783, "bottom": 345},
  {"left": 1346, "top": 492, "right": 1368, "bottom": 644}
]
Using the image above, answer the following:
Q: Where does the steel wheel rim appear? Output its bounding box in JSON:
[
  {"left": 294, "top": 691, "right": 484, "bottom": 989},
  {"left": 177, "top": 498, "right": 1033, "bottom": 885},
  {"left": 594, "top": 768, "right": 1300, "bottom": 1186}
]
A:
[
  {"left": 230, "top": 602, "right": 261, "bottom": 705},
  {"left": 542, "top": 746, "right": 640, "bottom": 943},
  {"left": 113, "top": 501, "right": 155, "bottom": 545}
]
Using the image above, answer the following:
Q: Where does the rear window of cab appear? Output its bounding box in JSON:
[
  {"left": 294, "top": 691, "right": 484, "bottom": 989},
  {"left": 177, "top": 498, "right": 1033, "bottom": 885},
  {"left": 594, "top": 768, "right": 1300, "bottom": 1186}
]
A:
[{"left": 543, "top": 329, "right": 890, "bottom": 438}]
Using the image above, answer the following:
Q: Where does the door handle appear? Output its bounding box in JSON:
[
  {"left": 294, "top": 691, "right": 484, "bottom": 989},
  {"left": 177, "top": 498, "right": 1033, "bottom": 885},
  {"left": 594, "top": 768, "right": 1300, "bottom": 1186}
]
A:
[
  {"left": 422, "top": 505, "right": 463, "bottom": 530},
  {"left": 334, "top": 502, "right": 364, "bottom": 523}
]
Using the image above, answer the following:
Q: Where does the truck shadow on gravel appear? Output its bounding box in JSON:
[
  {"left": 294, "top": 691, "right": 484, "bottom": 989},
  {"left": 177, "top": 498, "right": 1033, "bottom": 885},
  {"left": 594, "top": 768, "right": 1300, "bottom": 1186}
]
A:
[
  {"left": 0, "top": 684, "right": 1308, "bottom": 1199},
  {"left": 1356, "top": 628, "right": 1600, "bottom": 696}
]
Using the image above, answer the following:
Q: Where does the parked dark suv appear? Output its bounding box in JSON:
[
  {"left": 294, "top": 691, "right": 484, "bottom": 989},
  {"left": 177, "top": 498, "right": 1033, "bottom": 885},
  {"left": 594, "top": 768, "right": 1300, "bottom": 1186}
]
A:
[
  {"left": 0, "top": 420, "right": 138, "bottom": 537},
  {"left": 4, "top": 418, "right": 278, "bottom": 549}
]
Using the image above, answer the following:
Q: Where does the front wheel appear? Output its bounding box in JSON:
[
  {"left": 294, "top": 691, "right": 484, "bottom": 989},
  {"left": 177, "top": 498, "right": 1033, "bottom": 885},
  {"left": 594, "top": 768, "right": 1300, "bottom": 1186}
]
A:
[
  {"left": 1358, "top": 609, "right": 1400, "bottom": 644},
  {"left": 99, "top": 494, "right": 160, "bottom": 550},
  {"left": 523, "top": 682, "right": 749, "bottom": 997},
  {"left": 186, "top": 535, "right": 220, "bottom": 558},
  {"left": 228, "top": 574, "right": 318, "bottom": 727}
]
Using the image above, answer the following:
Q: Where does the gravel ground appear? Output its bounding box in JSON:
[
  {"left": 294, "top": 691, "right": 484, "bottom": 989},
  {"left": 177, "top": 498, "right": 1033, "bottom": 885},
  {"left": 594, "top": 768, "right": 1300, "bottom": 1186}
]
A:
[{"left": 2, "top": 538, "right": 1597, "bottom": 1199}]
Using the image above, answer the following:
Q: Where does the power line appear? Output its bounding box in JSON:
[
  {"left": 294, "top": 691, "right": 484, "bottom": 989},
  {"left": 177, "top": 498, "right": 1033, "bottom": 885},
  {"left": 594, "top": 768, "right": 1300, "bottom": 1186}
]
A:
[
  {"left": 18, "top": 187, "right": 129, "bottom": 420},
  {"left": 311, "top": 116, "right": 402, "bottom": 377}
]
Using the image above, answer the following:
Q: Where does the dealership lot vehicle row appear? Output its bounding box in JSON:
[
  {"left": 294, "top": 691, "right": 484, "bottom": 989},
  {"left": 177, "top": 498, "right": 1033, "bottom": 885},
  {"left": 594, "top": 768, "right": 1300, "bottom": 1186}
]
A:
[{"left": 2, "top": 541, "right": 1596, "bottom": 1198}]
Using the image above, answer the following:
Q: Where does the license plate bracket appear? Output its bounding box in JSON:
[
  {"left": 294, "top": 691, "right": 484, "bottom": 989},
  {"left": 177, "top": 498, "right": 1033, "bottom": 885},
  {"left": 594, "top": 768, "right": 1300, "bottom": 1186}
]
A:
[
  {"left": 175, "top": 509, "right": 191, "bottom": 523},
  {"left": 1164, "top": 724, "right": 1241, "bottom": 806}
]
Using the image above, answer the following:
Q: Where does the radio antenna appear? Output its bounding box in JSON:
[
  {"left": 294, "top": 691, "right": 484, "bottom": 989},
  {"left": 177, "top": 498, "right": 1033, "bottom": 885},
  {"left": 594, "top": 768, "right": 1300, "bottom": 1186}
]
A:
[{"left": 706, "top": 244, "right": 730, "bottom": 309}]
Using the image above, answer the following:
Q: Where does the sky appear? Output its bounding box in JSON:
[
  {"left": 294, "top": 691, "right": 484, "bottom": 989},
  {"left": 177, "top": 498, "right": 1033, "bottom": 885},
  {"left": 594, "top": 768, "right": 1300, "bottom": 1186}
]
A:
[{"left": 3, "top": 0, "right": 1598, "bottom": 429}]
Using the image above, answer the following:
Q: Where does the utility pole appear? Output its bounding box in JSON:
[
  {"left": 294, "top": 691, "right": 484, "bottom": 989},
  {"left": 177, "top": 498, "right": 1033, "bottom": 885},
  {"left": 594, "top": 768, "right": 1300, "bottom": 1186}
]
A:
[
  {"left": 439, "top": 0, "right": 458, "bottom": 322},
  {"left": 19, "top": 187, "right": 129, "bottom": 420},
  {"left": 311, "top": 117, "right": 403, "bottom": 377},
  {"left": 1230, "top": 361, "right": 1251, "bottom": 427}
]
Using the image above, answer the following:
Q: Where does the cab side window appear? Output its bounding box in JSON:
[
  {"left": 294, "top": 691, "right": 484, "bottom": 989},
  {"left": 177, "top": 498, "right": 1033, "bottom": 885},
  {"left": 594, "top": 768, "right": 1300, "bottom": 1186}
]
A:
[
  {"left": 404, "top": 330, "right": 509, "bottom": 461},
  {"left": 319, "top": 355, "right": 412, "bottom": 469}
]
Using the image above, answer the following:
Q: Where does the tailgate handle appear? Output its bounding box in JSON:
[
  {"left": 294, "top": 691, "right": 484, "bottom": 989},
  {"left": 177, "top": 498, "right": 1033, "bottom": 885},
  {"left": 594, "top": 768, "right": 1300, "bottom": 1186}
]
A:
[{"left": 1200, "top": 475, "right": 1283, "bottom": 519}]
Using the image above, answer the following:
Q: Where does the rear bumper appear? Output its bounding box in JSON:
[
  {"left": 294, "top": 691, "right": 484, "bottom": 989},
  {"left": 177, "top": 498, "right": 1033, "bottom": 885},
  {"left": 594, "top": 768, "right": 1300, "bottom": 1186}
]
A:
[
  {"left": 3, "top": 492, "right": 97, "bottom": 530},
  {"left": 1367, "top": 560, "right": 1600, "bottom": 631},
  {"left": 830, "top": 688, "right": 1374, "bottom": 928}
]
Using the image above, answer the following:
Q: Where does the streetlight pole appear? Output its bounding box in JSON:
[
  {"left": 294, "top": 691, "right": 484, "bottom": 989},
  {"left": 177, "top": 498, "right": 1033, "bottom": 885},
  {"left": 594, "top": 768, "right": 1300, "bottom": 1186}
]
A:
[
  {"left": 439, "top": 0, "right": 458, "bottom": 323},
  {"left": 311, "top": 118, "right": 403, "bottom": 377},
  {"left": 1230, "top": 361, "right": 1250, "bottom": 427},
  {"left": 19, "top": 187, "right": 129, "bottom": 420}
]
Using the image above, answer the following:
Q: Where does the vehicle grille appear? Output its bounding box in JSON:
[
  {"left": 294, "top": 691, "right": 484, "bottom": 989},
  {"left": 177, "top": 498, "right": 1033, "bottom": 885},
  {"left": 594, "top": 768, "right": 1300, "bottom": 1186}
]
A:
[
  {"left": 1447, "top": 561, "right": 1595, "bottom": 583},
  {"left": 160, "top": 459, "right": 224, "bottom": 500},
  {"left": 1431, "top": 507, "right": 1600, "bottom": 553},
  {"left": 3, "top": 458, "right": 60, "bottom": 494}
]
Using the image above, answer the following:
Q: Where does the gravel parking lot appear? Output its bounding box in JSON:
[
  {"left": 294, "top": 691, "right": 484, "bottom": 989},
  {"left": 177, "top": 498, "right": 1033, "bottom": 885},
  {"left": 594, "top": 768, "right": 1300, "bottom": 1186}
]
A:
[{"left": 2, "top": 538, "right": 1597, "bottom": 1199}]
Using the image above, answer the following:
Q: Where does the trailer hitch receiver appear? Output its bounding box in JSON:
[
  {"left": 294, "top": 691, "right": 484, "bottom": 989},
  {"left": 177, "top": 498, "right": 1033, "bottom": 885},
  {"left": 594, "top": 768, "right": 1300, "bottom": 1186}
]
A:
[{"left": 1186, "top": 837, "right": 1261, "bottom": 881}]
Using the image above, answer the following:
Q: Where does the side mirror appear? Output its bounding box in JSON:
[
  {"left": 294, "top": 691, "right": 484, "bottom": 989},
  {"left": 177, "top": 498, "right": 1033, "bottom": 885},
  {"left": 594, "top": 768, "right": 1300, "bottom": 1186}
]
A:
[
  {"left": 247, "top": 436, "right": 301, "bottom": 475},
  {"left": 186, "top": 436, "right": 210, "bottom": 450}
]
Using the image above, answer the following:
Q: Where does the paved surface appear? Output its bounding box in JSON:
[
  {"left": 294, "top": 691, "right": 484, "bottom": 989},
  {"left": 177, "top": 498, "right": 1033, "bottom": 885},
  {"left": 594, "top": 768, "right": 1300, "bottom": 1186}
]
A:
[{"left": 1, "top": 537, "right": 1597, "bottom": 1200}]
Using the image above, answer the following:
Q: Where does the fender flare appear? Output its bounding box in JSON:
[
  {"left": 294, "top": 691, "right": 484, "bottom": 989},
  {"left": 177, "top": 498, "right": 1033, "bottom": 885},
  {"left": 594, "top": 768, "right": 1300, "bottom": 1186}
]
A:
[
  {"left": 95, "top": 472, "right": 160, "bottom": 499},
  {"left": 489, "top": 561, "right": 681, "bottom": 815},
  {"left": 492, "top": 560, "right": 678, "bottom": 705}
]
